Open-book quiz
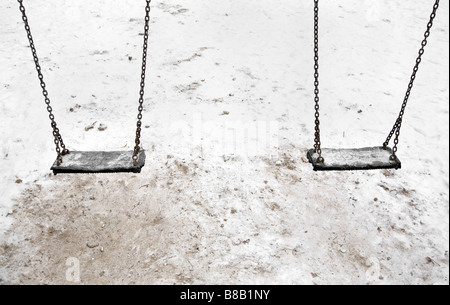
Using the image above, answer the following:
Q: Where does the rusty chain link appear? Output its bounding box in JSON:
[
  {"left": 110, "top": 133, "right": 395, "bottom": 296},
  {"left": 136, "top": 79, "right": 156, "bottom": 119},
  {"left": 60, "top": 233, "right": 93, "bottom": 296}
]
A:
[
  {"left": 132, "top": 0, "right": 152, "bottom": 165},
  {"left": 17, "top": 0, "right": 69, "bottom": 165},
  {"left": 313, "top": 0, "right": 324, "bottom": 163},
  {"left": 384, "top": 0, "right": 440, "bottom": 160}
]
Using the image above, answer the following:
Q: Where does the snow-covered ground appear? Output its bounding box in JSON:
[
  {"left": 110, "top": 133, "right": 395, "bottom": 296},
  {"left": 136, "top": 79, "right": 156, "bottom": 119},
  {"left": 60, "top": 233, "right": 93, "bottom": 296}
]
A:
[{"left": 0, "top": 0, "right": 448, "bottom": 285}]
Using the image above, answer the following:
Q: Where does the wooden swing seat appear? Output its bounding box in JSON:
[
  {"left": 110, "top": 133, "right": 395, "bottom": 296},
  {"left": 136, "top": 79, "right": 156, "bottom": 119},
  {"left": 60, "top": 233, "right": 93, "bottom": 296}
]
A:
[
  {"left": 307, "top": 146, "right": 401, "bottom": 171},
  {"left": 51, "top": 151, "right": 146, "bottom": 175}
]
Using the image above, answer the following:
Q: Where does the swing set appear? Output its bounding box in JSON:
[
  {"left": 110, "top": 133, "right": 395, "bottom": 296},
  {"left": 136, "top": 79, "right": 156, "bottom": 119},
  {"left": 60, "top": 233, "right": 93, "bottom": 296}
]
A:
[
  {"left": 17, "top": 0, "right": 441, "bottom": 174},
  {"left": 307, "top": 0, "right": 440, "bottom": 171}
]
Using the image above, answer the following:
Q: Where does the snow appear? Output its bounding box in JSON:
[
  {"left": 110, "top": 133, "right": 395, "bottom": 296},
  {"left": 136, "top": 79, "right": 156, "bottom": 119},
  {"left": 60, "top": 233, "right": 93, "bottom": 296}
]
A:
[{"left": 0, "top": 0, "right": 448, "bottom": 285}]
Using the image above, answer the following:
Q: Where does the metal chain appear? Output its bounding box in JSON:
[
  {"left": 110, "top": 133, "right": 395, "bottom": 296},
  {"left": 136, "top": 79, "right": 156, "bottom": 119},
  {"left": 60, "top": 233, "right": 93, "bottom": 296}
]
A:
[
  {"left": 313, "top": 0, "right": 324, "bottom": 163},
  {"left": 384, "top": 0, "right": 440, "bottom": 160},
  {"left": 132, "top": 0, "right": 152, "bottom": 165},
  {"left": 17, "top": 0, "right": 69, "bottom": 165}
]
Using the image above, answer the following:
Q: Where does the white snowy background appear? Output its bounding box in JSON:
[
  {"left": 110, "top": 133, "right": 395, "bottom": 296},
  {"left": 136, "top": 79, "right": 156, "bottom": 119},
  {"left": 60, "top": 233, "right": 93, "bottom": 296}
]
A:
[{"left": 0, "top": 0, "right": 448, "bottom": 284}]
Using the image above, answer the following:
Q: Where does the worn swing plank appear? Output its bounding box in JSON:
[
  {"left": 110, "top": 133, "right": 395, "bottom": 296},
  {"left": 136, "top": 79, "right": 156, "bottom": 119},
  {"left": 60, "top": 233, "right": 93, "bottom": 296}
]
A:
[
  {"left": 51, "top": 151, "right": 146, "bottom": 174},
  {"left": 307, "top": 147, "right": 401, "bottom": 171}
]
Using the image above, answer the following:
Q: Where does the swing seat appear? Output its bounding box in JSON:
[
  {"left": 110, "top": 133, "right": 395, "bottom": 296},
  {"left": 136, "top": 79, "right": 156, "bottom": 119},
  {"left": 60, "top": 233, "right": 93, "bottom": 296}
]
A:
[
  {"left": 51, "top": 150, "right": 146, "bottom": 175},
  {"left": 307, "top": 147, "right": 401, "bottom": 171}
]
